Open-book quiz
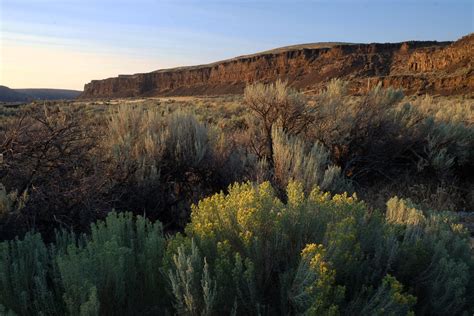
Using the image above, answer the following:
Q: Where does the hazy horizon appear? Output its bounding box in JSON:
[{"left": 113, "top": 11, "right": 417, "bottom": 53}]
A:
[{"left": 1, "top": 0, "right": 472, "bottom": 90}]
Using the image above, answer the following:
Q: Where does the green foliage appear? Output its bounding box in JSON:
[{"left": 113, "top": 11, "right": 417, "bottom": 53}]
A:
[
  {"left": 0, "top": 212, "right": 169, "bottom": 316},
  {"left": 168, "top": 241, "right": 216, "bottom": 315},
  {"left": 1, "top": 182, "right": 472, "bottom": 315},
  {"left": 360, "top": 275, "right": 416, "bottom": 316},
  {"left": 187, "top": 181, "right": 473, "bottom": 315},
  {"left": 57, "top": 212, "right": 168, "bottom": 315},
  {"left": 0, "top": 81, "right": 473, "bottom": 315},
  {"left": 0, "top": 233, "right": 64, "bottom": 315},
  {"left": 292, "top": 243, "right": 344, "bottom": 315},
  {"left": 0, "top": 304, "right": 18, "bottom": 316},
  {"left": 386, "top": 197, "right": 473, "bottom": 315},
  {"left": 187, "top": 182, "right": 298, "bottom": 313},
  {"left": 2, "top": 82, "right": 472, "bottom": 241}
]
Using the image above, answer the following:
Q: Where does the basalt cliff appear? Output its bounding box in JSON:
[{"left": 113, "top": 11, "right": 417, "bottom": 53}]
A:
[{"left": 80, "top": 34, "right": 473, "bottom": 98}]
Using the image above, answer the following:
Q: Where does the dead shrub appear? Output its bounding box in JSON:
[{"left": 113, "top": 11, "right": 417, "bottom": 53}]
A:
[{"left": 0, "top": 103, "right": 108, "bottom": 239}]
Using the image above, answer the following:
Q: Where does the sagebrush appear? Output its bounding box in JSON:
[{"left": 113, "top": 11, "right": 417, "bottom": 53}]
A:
[{"left": 1, "top": 182, "right": 472, "bottom": 315}]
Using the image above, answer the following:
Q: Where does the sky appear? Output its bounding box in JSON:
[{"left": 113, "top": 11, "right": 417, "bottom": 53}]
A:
[{"left": 0, "top": 0, "right": 472, "bottom": 90}]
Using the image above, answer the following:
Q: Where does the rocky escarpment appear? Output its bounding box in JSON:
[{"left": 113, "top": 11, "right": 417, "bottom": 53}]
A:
[{"left": 80, "top": 34, "right": 473, "bottom": 98}]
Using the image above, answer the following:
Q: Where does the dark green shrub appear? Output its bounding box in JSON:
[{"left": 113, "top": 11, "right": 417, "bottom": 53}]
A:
[
  {"left": 0, "top": 233, "right": 64, "bottom": 315},
  {"left": 0, "top": 212, "right": 170, "bottom": 316},
  {"left": 57, "top": 212, "right": 169, "bottom": 315},
  {"left": 359, "top": 275, "right": 416, "bottom": 316},
  {"left": 386, "top": 197, "right": 473, "bottom": 315}
]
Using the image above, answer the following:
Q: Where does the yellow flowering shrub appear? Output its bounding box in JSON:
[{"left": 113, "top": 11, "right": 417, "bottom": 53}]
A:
[
  {"left": 287, "top": 243, "right": 344, "bottom": 316},
  {"left": 360, "top": 274, "right": 416, "bottom": 315},
  {"left": 188, "top": 181, "right": 283, "bottom": 248},
  {"left": 2, "top": 181, "right": 472, "bottom": 315}
]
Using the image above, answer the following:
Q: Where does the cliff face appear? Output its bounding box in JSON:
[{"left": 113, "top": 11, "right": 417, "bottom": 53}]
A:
[{"left": 80, "top": 34, "right": 473, "bottom": 98}]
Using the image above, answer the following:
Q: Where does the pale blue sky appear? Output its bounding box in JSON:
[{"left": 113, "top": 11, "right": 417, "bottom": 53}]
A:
[{"left": 1, "top": 0, "right": 472, "bottom": 89}]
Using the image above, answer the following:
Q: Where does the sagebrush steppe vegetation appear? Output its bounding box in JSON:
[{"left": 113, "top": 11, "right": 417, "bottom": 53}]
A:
[{"left": 0, "top": 80, "right": 473, "bottom": 315}]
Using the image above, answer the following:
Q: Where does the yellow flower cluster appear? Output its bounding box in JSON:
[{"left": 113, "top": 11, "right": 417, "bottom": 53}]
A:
[
  {"left": 309, "top": 187, "right": 332, "bottom": 204},
  {"left": 331, "top": 192, "right": 358, "bottom": 205},
  {"left": 189, "top": 181, "right": 284, "bottom": 245},
  {"left": 286, "top": 181, "right": 305, "bottom": 207},
  {"left": 301, "top": 243, "right": 330, "bottom": 276}
]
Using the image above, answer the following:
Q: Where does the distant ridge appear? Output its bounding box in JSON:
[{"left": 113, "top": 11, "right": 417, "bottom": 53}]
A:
[
  {"left": 0, "top": 86, "right": 82, "bottom": 102},
  {"left": 15, "top": 89, "right": 82, "bottom": 101},
  {"left": 80, "top": 33, "right": 473, "bottom": 98},
  {"left": 0, "top": 86, "right": 29, "bottom": 102}
]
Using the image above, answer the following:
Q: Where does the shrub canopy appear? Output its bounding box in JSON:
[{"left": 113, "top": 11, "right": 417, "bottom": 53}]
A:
[{"left": 1, "top": 182, "right": 472, "bottom": 315}]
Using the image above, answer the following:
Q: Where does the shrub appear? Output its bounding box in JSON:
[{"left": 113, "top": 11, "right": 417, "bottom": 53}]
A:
[
  {"left": 105, "top": 104, "right": 165, "bottom": 184},
  {"left": 310, "top": 80, "right": 406, "bottom": 178},
  {"left": 386, "top": 197, "right": 473, "bottom": 315},
  {"left": 0, "top": 233, "right": 64, "bottom": 315},
  {"left": 103, "top": 106, "right": 225, "bottom": 229},
  {"left": 57, "top": 212, "right": 168, "bottom": 315},
  {"left": 0, "top": 87, "right": 472, "bottom": 314},
  {"left": 306, "top": 80, "right": 473, "bottom": 209},
  {"left": 316, "top": 81, "right": 474, "bottom": 182},
  {"left": 0, "top": 183, "right": 28, "bottom": 217},
  {"left": 272, "top": 126, "right": 347, "bottom": 193},
  {"left": 106, "top": 106, "right": 212, "bottom": 180},
  {"left": 182, "top": 181, "right": 357, "bottom": 313},
  {"left": 359, "top": 275, "right": 416, "bottom": 316},
  {"left": 186, "top": 181, "right": 473, "bottom": 314},
  {"left": 164, "top": 111, "right": 210, "bottom": 170},
  {"left": 0, "top": 212, "right": 170, "bottom": 316},
  {"left": 0, "top": 103, "right": 107, "bottom": 240},
  {"left": 2, "top": 84, "right": 471, "bottom": 239},
  {"left": 417, "top": 114, "right": 473, "bottom": 176},
  {"left": 291, "top": 243, "right": 344, "bottom": 315},
  {"left": 243, "top": 81, "right": 349, "bottom": 195},
  {"left": 168, "top": 241, "right": 216, "bottom": 315},
  {"left": 1, "top": 182, "right": 472, "bottom": 315},
  {"left": 244, "top": 80, "right": 313, "bottom": 161}
]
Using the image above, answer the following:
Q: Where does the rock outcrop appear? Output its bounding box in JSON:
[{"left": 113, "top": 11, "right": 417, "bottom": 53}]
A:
[{"left": 80, "top": 34, "right": 473, "bottom": 99}]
